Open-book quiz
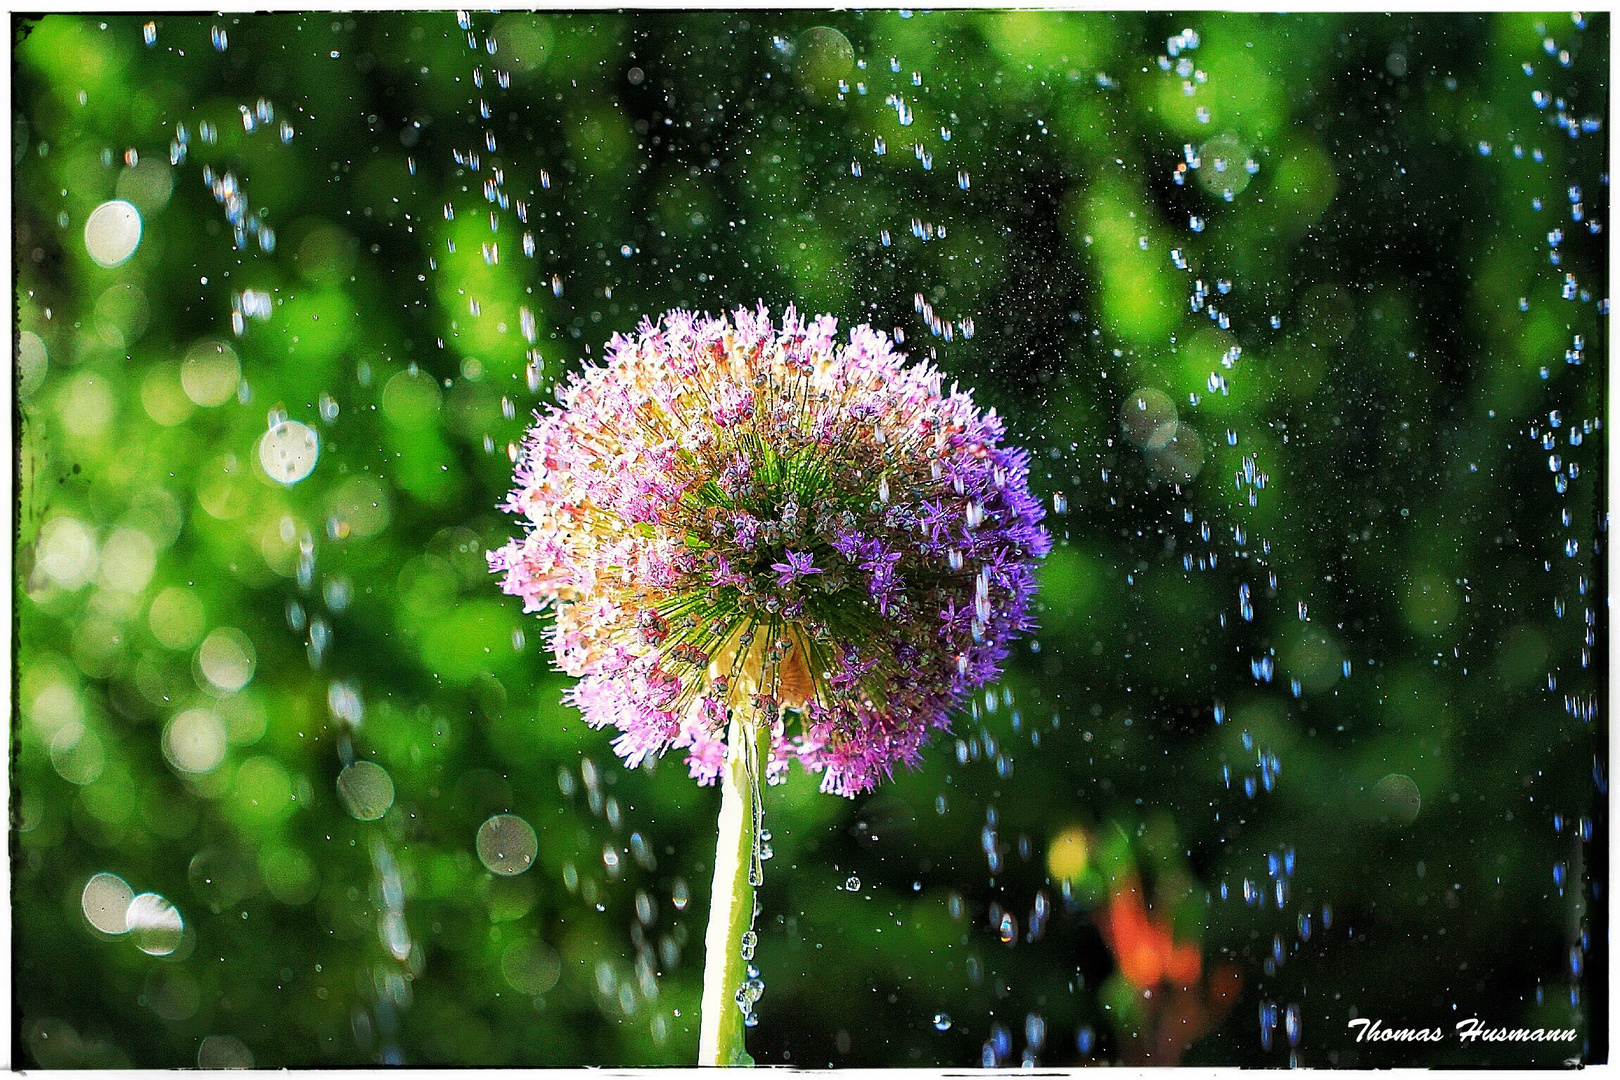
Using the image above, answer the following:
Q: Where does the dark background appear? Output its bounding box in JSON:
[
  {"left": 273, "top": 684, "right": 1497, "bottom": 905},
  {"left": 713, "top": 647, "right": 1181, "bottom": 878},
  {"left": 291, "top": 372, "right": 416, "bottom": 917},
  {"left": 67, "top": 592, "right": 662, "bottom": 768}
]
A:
[{"left": 13, "top": 11, "right": 1607, "bottom": 1068}]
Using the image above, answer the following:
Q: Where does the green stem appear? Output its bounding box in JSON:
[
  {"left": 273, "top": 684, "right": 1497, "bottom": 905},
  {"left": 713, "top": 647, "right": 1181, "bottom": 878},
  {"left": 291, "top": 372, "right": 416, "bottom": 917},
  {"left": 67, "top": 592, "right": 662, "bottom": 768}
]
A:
[{"left": 697, "top": 710, "right": 769, "bottom": 1067}]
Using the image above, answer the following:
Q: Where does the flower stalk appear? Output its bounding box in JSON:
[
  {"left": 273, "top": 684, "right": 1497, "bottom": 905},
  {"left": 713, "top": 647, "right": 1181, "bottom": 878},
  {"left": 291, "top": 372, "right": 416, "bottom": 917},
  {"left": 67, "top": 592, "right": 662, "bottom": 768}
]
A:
[{"left": 698, "top": 709, "right": 770, "bottom": 1066}]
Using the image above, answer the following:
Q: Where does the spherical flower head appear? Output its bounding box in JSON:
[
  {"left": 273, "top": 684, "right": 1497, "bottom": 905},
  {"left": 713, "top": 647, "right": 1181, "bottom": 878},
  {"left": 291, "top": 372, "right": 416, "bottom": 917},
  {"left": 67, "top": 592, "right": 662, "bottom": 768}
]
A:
[{"left": 490, "top": 305, "right": 1049, "bottom": 796}]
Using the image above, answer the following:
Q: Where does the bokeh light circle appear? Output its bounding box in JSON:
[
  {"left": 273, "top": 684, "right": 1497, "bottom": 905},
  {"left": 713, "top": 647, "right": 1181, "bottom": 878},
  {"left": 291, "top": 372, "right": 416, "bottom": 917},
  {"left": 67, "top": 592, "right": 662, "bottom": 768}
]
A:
[
  {"left": 126, "top": 892, "right": 184, "bottom": 956},
  {"left": 99, "top": 527, "right": 157, "bottom": 594},
  {"left": 81, "top": 873, "right": 135, "bottom": 935},
  {"left": 258, "top": 420, "right": 319, "bottom": 485},
  {"left": 163, "top": 709, "right": 228, "bottom": 775},
  {"left": 1121, "top": 387, "right": 1179, "bottom": 451},
  {"left": 1373, "top": 773, "right": 1422, "bottom": 825},
  {"left": 149, "top": 587, "right": 206, "bottom": 650},
  {"left": 477, "top": 813, "right": 538, "bottom": 876},
  {"left": 197, "top": 1034, "right": 254, "bottom": 1069},
  {"left": 336, "top": 760, "right": 395, "bottom": 821},
  {"left": 181, "top": 341, "right": 241, "bottom": 407},
  {"left": 49, "top": 723, "right": 105, "bottom": 786},
  {"left": 35, "top": 516, "right": 98, "bottom": 590},
  {"left": 796, "top": 26, "right": 855, "bottom": 95},
  {"left": 1196, "top": 132, "right": 1255, "bottom": 199},
  {"left": 84, "top": 200, "right": 142, "bottom": 267},
  {"left": 501, "top": 939, "right": 562, "bottom": 995},
  {"left": 197, "top": 627, "right": 256, "bottom": 694},
  {"left": 17, "top": 330, "right": 48, "bottom": 398}
]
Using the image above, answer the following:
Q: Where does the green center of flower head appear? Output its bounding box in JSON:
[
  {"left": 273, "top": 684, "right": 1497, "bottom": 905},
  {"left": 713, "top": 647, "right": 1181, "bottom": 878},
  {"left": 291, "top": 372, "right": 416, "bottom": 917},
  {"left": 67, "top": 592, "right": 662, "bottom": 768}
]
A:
[
  {"left": 628, "top": 418, "right": 885, "bottom": 714},
  {"left": 492, "top": 305, "right": 1048, "bottom": 796}
]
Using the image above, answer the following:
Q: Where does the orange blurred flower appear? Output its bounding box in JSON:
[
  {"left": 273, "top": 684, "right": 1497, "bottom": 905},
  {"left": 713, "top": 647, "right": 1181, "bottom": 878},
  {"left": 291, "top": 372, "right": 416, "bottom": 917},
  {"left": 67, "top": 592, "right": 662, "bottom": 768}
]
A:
[
  {"left": 1098, "top": 873, "right": 1202, "bottom": 990},
  {"left": 1097, "top": 873, "right": 1241, "bottom": 1065}
]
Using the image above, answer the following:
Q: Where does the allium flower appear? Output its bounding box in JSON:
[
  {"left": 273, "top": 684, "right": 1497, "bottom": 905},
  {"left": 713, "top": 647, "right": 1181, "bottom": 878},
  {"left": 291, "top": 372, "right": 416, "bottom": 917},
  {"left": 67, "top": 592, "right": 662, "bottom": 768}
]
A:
[{"left": 490, "top": 305, "right": 1049, "bottom": 796}]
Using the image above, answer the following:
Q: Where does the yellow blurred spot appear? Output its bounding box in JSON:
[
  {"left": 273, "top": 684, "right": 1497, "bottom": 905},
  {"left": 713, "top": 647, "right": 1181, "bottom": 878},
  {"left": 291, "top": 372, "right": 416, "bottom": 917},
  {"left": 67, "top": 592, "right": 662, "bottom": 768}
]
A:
[
  {"left": 292, "top": 221, "right": 357, "bottom": 283},
  {"left": 1047, "top": 825, "right": 1090, "bottom": 882},
  {"left": 337, "top": 760, "right": 396, "bottom": 821},
  {"left": 197, "top": 453, "right": 250, "bottom": 520},
  {"left": 1120, "top": 387, "right": 1179, "bottom": 450},
  {"left": 258, "top": 843, "right": 318, "bottom": 905},
  {"left": 27, "top": 678, "right": 83, "bottom": 737},
  {"left": 1270, "top": 138, "right": 1338, "bottom": 230},
  {"left": 980, "top": 11, "right": 1105, "bottom": 73},
  {"left": 1373, "top": 773, "right": 1422, "bottom": 826}
]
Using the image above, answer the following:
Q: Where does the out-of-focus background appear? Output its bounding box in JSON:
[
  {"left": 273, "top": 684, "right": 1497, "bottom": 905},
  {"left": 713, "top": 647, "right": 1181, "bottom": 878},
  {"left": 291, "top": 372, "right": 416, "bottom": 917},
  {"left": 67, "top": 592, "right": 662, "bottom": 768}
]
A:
[{"left": 12, "top": 11, "right": 1606, "bottom": 1068}]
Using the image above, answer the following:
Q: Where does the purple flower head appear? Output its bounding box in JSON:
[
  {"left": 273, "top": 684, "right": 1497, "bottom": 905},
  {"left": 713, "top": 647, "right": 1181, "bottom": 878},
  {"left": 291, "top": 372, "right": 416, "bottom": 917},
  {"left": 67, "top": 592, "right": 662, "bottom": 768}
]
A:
[
  {"left": 490, "top": 305, "right": 1049, "bottom": 797},
  {"left": 770, "top": 550, "right": 823, "bottom": 586}
]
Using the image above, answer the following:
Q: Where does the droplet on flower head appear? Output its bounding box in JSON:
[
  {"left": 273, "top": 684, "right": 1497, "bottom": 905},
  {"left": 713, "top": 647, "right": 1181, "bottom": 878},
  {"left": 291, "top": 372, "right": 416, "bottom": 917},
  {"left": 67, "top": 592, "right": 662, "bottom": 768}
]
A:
[{"left": 490, "top": 305, "right": 1049, "bottom": 796}]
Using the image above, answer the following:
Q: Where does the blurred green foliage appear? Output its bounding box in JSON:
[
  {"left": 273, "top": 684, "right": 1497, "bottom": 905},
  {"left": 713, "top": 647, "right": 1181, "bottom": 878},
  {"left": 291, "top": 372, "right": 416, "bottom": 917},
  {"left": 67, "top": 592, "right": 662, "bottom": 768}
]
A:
[{"left": 12, "top": 10, "right": 1606, "bottom": 1069}]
